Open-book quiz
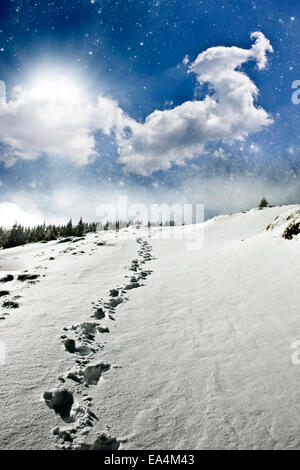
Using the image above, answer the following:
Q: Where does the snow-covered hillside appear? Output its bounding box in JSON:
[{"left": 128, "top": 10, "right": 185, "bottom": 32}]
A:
[{"left": 1, "top": 205, "right": 300, "bottom": 450}]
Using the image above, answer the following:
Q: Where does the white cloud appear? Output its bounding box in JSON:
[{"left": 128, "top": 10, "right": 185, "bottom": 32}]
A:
[
  {"left": 116, "top": 32, "right": 273, "bottom": 175},
  {"left": 0, "top": 80, "right": 6, "bottom": 104},
  {"left": 250, "top": 32, "right": 273, "bottom": 69},
  {"left": 1, "top": 172, "right": 299, "bottom": 228},
  {"left": 0, "top": 74, "right": 134, "bottom": 166},
  {"left": 182, "top": 55, "right": 189, "bottom": 65},
  {"left": 212, "top": 147, "right": 229, "bottom": 160},
  {"left": 0, "top": 32, "right": 273, "bottom": 175},
  {"left": 0, "top": 202, "right": 43, "bottom": 227},
  {"left": 0, "top": 76, "right": 99, "bottom": 165}
]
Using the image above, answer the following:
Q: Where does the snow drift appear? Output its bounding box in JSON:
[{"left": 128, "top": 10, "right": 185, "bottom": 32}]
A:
[{"left": 0, "top": 205, "right": 300, "bottom": 450}]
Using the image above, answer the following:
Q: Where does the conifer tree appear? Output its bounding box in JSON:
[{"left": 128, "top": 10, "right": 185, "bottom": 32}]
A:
[
  {"left": 65, "top": 219, "right": 73, "bottom": 236},
  {"left": 76, "top": 217, "right": 85, "bottom": 237},
  {"left": 258, "top": 198, "right": 268, "bottom": 209}
]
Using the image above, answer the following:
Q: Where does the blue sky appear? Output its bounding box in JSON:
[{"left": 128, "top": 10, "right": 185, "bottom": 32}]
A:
[{"left": 0, "top": 0, "right": 299, "bottom": 224}]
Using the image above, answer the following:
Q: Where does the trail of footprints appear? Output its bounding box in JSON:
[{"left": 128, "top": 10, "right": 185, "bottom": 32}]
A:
[{"left": 43, "top": 237, "right": 154, "bottom": 450}]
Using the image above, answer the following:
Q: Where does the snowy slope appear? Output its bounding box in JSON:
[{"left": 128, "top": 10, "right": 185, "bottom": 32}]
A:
[{"left": 1, "top": 205, "right": 300, "bottom": 450}]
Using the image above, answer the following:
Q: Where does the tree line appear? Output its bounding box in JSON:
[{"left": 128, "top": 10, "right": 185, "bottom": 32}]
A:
[
  {"left": 0, "top": 218, "right": 178, "bottom": 250},
  {"left": 0, "top": 218, "right": 97, "bottom": 249},
  {"left": 0, "top": 198, "right": 270, "bottom": 250}
]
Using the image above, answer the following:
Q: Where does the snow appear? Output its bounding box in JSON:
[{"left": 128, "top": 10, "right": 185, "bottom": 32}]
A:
[{"left": 1, "top": 205, "right": 300, "bottom": 449}]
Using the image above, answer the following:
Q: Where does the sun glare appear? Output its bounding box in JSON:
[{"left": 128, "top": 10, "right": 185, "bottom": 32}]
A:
[
  {"left": 17, "top": 68, "right": 93, "bottom": 126},
  {"left": 29, "top": 73, "right": 85, "bottom": 104}
]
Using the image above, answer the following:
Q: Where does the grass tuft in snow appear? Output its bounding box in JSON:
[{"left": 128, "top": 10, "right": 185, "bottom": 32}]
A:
[
  {"left": 282, "top": 221, "right": 300, "bottom": 240},
  {"left": 0, "top": 290, "right": 10, "bottom": 297},
  {"left": 2, "top": 300, "right": 19, "bottom": 309},
  {"left": 0, "top": 274, "right": 14, "bottom": 283},
  {"left": 17, "top": 274, "right": 40, "bottom": 282}
]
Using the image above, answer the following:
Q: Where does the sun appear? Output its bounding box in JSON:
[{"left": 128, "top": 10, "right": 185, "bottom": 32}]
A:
[
  {"left": 18, "top": 68, "right": 92, "bottom": 127},
  {"left": 28, "top": 72, "right": 85, "bottom": 105}
]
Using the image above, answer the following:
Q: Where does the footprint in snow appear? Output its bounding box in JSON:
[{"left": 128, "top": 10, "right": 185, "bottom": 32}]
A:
[
  {"left": 76, "top": 433, "right": 120, "bottom": 450},
  {"left": 124, "top": 282, "right": 141, "bottom": 290},
  {"left": 83, "top": 363, "right": 111, "bottom": 385},
  {"left": 43, "top": 389, "right": 74, "bottom": 422},
  {"left": 64, "top": 336, "right": 97, "bottom": 356},
  {"left": 92, "top": 307, "right": 105, "bottom": 320},
  {"left": 109, "top": 288, "right": 119, "bottom": 298}
]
